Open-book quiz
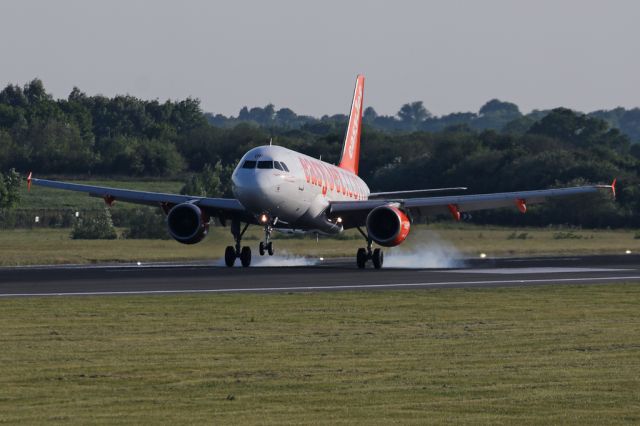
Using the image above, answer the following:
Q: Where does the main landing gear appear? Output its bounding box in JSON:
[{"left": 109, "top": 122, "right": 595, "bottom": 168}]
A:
[
  {"left": 224, "top": 220, "right": 252, "bottom": 267},
  {"left": 355, "top": 227, "right": 383, "bottom": 269},
  {"left": 224, "top": 219, "right": 277, "bottom": 267},
  {"left": 259, "top": 224, "right": 274, "bottom": 256}
]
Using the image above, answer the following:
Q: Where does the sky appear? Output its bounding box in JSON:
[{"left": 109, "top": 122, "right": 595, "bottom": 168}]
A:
[{"left": 1, "top": 0, "right": 639, "bottom": 117}]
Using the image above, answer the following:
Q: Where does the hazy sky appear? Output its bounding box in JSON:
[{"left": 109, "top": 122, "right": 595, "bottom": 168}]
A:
[{"left": 2, "top": 0, "right": 639, "bottom": 117}]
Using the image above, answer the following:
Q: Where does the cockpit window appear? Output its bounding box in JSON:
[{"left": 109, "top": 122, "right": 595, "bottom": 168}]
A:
[
  {"left": 274, "top": 161, "right": 283, "bottom": 171},
  {"left": 279, "top": 162, "right": 290, "bottom": 172},
  {"left": 242, "top": 160, "right": 257, "bottom": 169},
  {"left": 257, "top": 161, "right": 274, "bottom": 169}
]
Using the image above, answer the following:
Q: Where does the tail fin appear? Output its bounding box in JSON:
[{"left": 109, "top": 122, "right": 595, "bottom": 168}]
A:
[{"left": 338, "top": 75, "right": 365, "bottom": 175}]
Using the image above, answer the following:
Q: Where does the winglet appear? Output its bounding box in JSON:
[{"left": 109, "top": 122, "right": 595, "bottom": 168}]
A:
[
  {"left": 611, "top": 178, "right": 617, "bottom": 199},
  {"left": 27, "top": 172, "right": 32, "bottom": 192},
  {"left": 338, "top": 75, "right": 365, "bottom": 175}
]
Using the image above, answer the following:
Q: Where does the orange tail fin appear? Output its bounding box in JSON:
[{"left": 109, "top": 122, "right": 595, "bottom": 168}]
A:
[{"left": 338, "top": 75, "right": 365, "bottom": 175}]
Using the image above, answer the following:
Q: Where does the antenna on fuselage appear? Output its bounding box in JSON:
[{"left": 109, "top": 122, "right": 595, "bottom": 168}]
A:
[{"left": 269, "top": 138, "right": 273, "bottom": 146}]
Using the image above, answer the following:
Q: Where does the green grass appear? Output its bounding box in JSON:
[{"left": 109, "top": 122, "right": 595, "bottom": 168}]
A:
[
  {"left": 19, "top": 178, "right": 183, "bottom": 210},
  {"left": 0, "top": 285, "right": 639, "bottom": 424},
  {"left": 1, "top": 225, "right": 639, "bottom": 266}
]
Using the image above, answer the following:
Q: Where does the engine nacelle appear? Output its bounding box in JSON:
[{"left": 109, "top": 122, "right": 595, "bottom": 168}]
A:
[
  {"left": 166, "top": 203, "right": 209, "bottom": 244},
  {"left": 366, "top": 205, "right": 411, "bottom": 247}
]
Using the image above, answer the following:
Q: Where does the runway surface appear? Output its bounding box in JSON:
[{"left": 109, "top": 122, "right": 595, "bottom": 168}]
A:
[{"left": 0, "top": 254, "right": 639, "bottom": 297}]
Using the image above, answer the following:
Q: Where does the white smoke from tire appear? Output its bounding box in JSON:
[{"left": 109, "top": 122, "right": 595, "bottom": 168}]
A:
[
  {"left": 215, "top": 251, "right": 318, "bottom": 267},
  {"left": 384, "top": 230, "right": 464, "bottom": 269},
  {"left": 252, "top": 251, "right": 319, "bottom": 267}
]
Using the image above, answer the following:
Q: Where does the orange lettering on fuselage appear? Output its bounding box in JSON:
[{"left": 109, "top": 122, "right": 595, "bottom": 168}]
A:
[
  {"left": 342, "top": 170, "right": 353, "bottom": 197},
  {"left": 310, "top": 161, "right": 320, "bottom": 186},
  {"left": 305, "top": 158, "right": 317, "bottom": 186},
  {"left": 332, "top": 168, "right": 341, "bottom": 194},
  {"left": 320, "top": 163, "right": 328, "bottom": 194},
  {"left": 299, "top": 156, "right": 366, "bottom": 199},
  {"left": 322, "top": 163, "right": 335, "bottom": 192},
  {"left": 298, "top": 157, "right": 311, "bottom": 183}
]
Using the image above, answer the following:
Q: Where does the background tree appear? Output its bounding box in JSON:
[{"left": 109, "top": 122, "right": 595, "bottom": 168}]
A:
[
  {"left": 181, "top": 161, "right": 235, "bottom": 198},
  {"left": 1, "top": 78, "right": 639, "bottom": 228},
  {"left": 0, "top": 169, "right": 21, "bottom": 209},
  {"left": 397, "top": 101, "right": 431, "bottom": 128},
  {"left": 474, "top": 99, "right": 522, "bottom": 130}
]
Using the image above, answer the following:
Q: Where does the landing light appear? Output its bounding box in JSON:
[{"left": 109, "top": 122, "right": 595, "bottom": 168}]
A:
[
  {"left": 336, "top": 217, "right": 343, "bottom": 224},
  {"left": 260, "top": 214, "right": 268, "bottom": 223},
  {"left": 480, "top": 253, "right": 487, "bottom": 258},
  {"left": 626, "top": 250, "right": 632, "bottom": 254}
]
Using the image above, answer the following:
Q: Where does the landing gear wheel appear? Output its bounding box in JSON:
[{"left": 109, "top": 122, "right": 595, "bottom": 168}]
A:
[
  {"left": 372, "top": 248, "right": 383, "bottom": 269},
  {"left": 267, "top": 241, "right": 274, "bottom": 256},
  {"left": 259, "top": 241, "right": 265, "bottom": 256},
  {"left": 356, "top": 248, "right": 367, "bottom": 269},
  {"left": 224, "top": 246, "right": 236, "bottom": 267},
  {"left": 240, "top": 246, "right": 252, "bottom": 267}
]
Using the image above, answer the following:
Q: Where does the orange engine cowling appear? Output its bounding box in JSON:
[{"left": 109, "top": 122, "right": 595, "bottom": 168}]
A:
[
  {"left": 365, "top": 205, "right": 411, "bottom": 247},
  {"left": 167, "top": 203, "right": 209, "bottom": 244}
]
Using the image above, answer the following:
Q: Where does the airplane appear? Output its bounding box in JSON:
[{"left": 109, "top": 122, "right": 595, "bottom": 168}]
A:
[{"left": 27, "top": 75, "right": 617, "bottom": 269}]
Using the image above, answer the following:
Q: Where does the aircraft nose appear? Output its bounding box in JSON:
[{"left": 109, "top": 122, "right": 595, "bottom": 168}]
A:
[{"left": 233, "top": 170, "right": 276, "bottom": 209}]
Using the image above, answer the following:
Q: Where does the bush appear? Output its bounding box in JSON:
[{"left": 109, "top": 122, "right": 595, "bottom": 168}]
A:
[
  {"left": 70, "top": 208, "right": 117, "bottom": 239},
  {"left": 122, "top": 208, "right": 170, "bottom": 239},
  {"left": 507, "top": 231, "right": 530, "bottom": 240}
]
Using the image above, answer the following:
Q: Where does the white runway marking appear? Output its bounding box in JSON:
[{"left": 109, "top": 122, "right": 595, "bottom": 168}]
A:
[
  {"left": 1, "top": 275, "right": 640, "bottom": 297},
  {"left": 446, "top": 267, "right": 631, "bottom": 274}
]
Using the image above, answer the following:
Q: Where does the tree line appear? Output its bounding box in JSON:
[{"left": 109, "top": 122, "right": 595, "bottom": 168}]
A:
[
  {"left": 0, "top": 79, "right": 639, "bottom": 227},
  {"left": 207, "top": 99, "right": 640, "bottom": 143}
]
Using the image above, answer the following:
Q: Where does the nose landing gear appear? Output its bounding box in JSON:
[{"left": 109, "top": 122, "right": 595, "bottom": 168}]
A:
[
  {"left": 224, "top": 220, "right": 252, "bottom": 267},
  {"left": 259, "top": 224, "right": 274, "bottom": 256},
  {"left": 355, "top": 227, "right": 383, "bottom": 269},
  {"left": 259, "top": 241, "right": 274, "bottom": 256}
]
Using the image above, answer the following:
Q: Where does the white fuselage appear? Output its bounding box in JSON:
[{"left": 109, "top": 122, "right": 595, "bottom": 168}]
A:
[{"left": 232, "top": 145, "right": 370, "bottom": 234}]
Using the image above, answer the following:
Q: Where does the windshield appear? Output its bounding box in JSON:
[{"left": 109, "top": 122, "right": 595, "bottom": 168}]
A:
[{"left": 257, "top": 161, "right": 274, "bottom": 169}]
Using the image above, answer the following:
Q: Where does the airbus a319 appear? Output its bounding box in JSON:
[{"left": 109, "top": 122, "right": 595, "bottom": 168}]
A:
[{"left": 28, "top": 75, "right": 616, "bottom": 269}]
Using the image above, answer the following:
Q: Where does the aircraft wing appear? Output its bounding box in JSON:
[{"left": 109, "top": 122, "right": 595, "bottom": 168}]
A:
[
  {"left": 368, "top": 187, "right": 467, "bottom": 199},
  {"left": 329, "top": 181, "right": 616, "bottom": 229},
  {"left": 29, "top": 176, "right": 250, "bottom": 221}
]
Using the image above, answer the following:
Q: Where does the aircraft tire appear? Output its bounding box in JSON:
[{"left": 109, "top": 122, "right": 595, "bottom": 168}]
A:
[
  {"left": 240, "top": 246, "right": 252, "bottom": 267},
  {"left": 224, "top": 246, "right": 236, "bottom": 267},
  {"left": 267, "top": 242, "right": 274, "bottom": 256},
  {"left": 356, "top": 248, "right": 367, "bottom": 269},
  {"left": 259, "top": 242, "right": 265, "bottom": 256},
  {"left": 372, "top": 248, "right": 383, "bottom": 269}
]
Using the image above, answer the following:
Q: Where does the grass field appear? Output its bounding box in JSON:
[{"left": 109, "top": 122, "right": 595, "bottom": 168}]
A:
[
  {"left": 0, "top": 284, "right": 639, "bottom": 424},
  {"left": 0, "top": 224, "right": 639, "bottom": 266}
]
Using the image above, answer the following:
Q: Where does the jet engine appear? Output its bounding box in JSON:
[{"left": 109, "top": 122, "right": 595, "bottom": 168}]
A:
[
  {"left": 365, "top": 205, "right": 411, "bottom": 247},
  {"left": 167, "top": 203, "right": 209, "bottom": 244}
]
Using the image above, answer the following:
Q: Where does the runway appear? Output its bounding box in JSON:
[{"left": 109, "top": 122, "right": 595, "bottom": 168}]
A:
[{"left": 0, "top": 254, "right": 639, "bottom": 297}]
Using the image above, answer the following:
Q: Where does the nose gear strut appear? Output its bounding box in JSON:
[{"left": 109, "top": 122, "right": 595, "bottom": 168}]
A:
[{"left": 259, "top": 223, "right": 274, "bottom": 256}]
